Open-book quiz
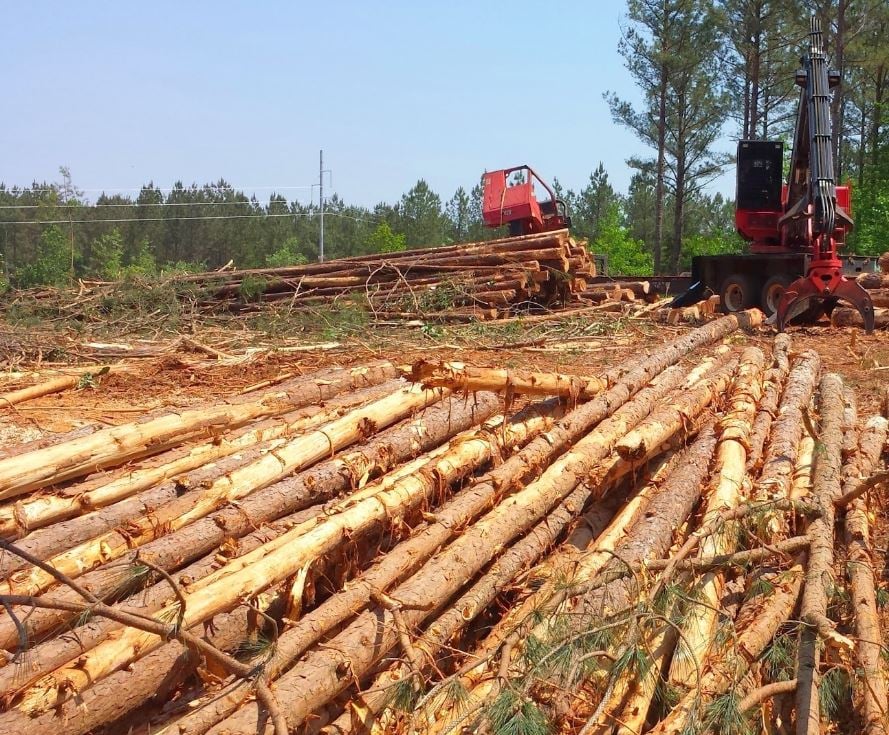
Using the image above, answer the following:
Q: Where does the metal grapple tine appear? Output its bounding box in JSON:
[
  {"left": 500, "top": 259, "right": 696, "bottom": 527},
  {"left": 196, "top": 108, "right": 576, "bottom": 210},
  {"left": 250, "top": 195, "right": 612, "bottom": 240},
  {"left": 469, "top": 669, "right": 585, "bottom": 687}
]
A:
[
  {"left": 831, "top": 277, "right": 876, "bottom": 333},
  {"left": 776, "top": 274, "right": 875, "bottom": 334}
]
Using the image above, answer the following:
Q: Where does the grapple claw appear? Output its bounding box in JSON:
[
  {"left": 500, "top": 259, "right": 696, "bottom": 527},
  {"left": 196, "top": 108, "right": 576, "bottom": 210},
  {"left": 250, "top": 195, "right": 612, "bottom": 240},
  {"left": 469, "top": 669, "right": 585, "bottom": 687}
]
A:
[
  {"left": 831, "top": 277, "right": 875, "bottom": 333},
  {"left": 776, "top": 273, "right": 874, "bottom": 334}
]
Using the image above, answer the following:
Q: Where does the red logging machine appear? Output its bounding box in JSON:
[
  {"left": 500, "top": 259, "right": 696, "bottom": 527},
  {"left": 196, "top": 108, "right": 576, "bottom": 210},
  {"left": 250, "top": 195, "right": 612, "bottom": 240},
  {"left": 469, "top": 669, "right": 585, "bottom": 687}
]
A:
[{"left": 481, "top": 165, "right": 571, "bottom": 236}]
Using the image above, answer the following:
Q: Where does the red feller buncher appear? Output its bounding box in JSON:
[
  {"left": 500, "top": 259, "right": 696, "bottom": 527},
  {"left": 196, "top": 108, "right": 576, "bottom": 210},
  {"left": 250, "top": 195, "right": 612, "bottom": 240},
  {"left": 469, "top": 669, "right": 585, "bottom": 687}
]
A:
[{"left": 673, "top": 17, "right": 875, "bottom": 332}]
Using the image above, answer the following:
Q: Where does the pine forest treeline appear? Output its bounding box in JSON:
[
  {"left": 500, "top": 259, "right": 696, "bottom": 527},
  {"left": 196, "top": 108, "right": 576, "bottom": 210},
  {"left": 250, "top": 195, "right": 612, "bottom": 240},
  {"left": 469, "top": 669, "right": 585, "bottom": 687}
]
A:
[{"left": 1, "top": 0, "right": 888, "bottom": 289}]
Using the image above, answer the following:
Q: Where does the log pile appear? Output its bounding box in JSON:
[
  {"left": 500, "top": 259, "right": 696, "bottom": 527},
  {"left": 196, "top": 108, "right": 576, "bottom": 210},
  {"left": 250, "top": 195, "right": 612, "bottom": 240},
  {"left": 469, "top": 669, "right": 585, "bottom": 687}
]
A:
[
  {"left": 5, "top": 230, "right": 599, "bottom": 321},
  {"left": 0, "top": 309, "right": 887, "bottom": 735},
  {"left": 845, "top": 257, "right": 889, "bottom": 326}
]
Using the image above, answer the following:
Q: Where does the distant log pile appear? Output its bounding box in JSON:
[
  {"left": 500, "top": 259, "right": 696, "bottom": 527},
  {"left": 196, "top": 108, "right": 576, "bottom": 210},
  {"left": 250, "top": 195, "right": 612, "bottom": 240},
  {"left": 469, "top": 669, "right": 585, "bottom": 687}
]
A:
[
  {"left": 3, "top": 230, "right": 609, "bottom": 322},
  {"left": 838, "top": 256, "right": 889, "bottom": 327},
  {"left": 192, "top": 229, "right": 596, "bottom": 315}
]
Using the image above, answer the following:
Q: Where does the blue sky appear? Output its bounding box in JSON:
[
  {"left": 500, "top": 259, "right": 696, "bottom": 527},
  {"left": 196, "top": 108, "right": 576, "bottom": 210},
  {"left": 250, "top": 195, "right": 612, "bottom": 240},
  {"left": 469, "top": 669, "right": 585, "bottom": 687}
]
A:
[{"left": 1, "top": 1, "right": 734, "bottom": 206}]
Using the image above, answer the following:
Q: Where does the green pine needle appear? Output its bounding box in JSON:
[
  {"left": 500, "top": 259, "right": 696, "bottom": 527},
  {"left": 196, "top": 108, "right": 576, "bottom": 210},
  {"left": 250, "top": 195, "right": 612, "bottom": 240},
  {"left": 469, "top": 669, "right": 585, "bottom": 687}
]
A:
[
  {"left": 761, "top": 631, "right": 796, "bottom": 681},
  {"left": 744, "top": 575, "right": 775, "bottom": 602},
  {"left": 819, "top": 666, "right": 852, "bottom": 721},
  {"left": 441, "top": 677, "right": 471, "bottom": 713},
  {"left": 390, "top": 676, "right": 420, "bottom": 713},
  {"left": 486, "top": 690, "right": 551, "bottom": 735},
  {"left": 235, "top": 633, "right": 275, "bottom": 660},
  {"left": 705, "top": 691, "right": 753, "bottom": 735},
  {"left": 654, "top": 676, "right": 681, "bottom": 710}
]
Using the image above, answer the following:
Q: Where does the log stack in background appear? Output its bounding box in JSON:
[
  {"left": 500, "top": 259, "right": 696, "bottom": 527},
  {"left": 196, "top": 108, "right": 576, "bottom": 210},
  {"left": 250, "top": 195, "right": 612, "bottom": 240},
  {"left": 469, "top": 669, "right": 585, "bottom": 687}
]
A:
[
  {"left": 0, "top": 309, "right": 887, "bottom": 735},
  {"left": 8, "top": 230, "right": 600, "bottom": 322},
  {"left": 837, "top": 253, "right": 889, "bottom": 327}
]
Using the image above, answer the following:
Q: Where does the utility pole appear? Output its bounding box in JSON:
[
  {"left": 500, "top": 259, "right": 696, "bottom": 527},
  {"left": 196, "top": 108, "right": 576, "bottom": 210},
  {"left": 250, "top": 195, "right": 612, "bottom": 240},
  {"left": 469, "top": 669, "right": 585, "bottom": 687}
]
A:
[
  {"left": 319, "top": 149, "right": 324, "bottom": 262},
  {"left": 316, "top": 150, "right": 331, "bottom": 263}
]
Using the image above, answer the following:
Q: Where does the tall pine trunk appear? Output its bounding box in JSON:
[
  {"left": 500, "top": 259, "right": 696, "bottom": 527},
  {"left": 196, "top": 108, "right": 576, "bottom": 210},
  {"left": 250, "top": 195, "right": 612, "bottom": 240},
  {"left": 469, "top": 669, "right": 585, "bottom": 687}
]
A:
[
  {"left": 832, "top": 0, "right": 847, "bottom": 179},
  {"left": 670, "top": 141, "right": 686, "bottom": 274},
  {"left": 654, "top": 65, "right": 668, "bottom": 275}
]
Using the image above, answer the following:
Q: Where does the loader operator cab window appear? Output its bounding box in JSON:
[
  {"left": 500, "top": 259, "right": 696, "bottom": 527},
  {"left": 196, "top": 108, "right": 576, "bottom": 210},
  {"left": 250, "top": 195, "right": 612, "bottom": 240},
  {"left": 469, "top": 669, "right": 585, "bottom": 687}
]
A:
[{"left": 736, "top": 140, "right": 784, "bottom": 211}]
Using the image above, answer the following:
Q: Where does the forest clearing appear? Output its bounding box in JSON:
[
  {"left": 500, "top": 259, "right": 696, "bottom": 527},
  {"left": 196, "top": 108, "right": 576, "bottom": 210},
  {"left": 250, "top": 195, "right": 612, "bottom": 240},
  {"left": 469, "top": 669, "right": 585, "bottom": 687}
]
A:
[{"left": 4, "top": 0, "right": 889, "bottom": 732}]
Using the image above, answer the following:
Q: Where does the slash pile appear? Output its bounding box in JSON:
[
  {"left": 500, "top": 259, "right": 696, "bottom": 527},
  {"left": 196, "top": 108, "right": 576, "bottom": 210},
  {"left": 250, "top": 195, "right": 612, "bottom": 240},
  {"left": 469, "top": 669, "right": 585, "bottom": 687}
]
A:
[{"left": 0, "top": 309, "right": 887, "bottom": 735}]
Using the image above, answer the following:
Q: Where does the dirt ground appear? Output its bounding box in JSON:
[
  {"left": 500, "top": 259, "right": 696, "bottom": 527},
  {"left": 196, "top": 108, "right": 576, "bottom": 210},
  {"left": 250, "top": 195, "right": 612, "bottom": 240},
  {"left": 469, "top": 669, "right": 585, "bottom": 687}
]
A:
[{"left": 2, "top": 314, "right": 887, "bottom": 439}]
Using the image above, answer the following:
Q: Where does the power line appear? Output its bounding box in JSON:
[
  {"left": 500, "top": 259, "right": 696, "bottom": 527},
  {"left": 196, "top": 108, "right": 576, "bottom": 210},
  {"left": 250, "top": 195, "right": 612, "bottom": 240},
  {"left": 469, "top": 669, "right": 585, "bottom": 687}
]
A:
[
  {"left": 0, "top": 184, "right": 318, "bottom": 194},
  {"left": 0, "top": 200, "right": 301, "bottom": 210},
  {"left": 0, "top": 211, "right": 382, "bottom": 226}
]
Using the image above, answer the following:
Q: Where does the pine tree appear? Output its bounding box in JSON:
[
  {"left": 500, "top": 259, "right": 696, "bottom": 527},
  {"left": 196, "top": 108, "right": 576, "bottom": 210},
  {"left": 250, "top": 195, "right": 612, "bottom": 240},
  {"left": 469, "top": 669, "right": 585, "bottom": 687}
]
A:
[
  {"left": 572, "top": 164, "right": 620, "bottom": 244},
  {"left": 607, "top": 0, "right": 688, "bottom": 273},
  {"left": 444, "top": 187, "right": 471, "bottom": 243},
  {"left": 396, "top": 180, "right": 447, "bottom": 247}
]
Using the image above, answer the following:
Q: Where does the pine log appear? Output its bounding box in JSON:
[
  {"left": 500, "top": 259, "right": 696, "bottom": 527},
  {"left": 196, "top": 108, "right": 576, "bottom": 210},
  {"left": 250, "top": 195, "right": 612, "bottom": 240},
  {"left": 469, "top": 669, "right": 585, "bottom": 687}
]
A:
[
  {"left": 615, "top": 356, "right": 738, "bottom": 460},
  {"left": 795, "top": 373, "right": 846, "bottom": 735},
  {"left": 1, "top": 383, "right": 444, "bottom": 601},
  {"left": 0, "top": 424, "right": 98, "bottom": 462},
  {"left": 157, "top": 395, "right": 564, "bottom": 735},
  {"left": 790, "top": 434, "right": 816, "bottom": 501},
  {"left": 0, "top": 362, "right": 398, "bottom": 500},
  {"left": 843, "top": 386, "right": 860, "bottom": 460},
  {"left": 880, "top": 252, "right": 889, "bottom": 274},
  {"left": 0, "top": 392, "right": 499, "bottom": 652},
  {"left": 0, "top": 501, "right": 323, "bottom": 699},
  {"left": 556, "top": 426, "right": 717, "bottom": 629},
  {"left": 462, "top": 357, "right": 726, "bottom": 665},
  {"left": 831, "top": 306, "right": 889, "bottom": 328},
  {"left": 331, "top": 483, "right": 628, "bottom": 735},
  {"left": 436, "top": 427, "right": 718, "bottom": 735},
  {"left": 748, "top": 334, "right": 792, "bottom": 472},
  {"left": 752, "top": 350, "right": 821, "bottom": 539},
  {"left": 0, "top": 585, "right": 279, "bottom": 735},
  {"left": 209, "top": 353, "right": 704, "bottom": 734},
  {"left": 11, "top": 444, "right": 432, "bottom": 704},
  {"left": 857, "top": 272, "right": 889, "bottom": 289},
  {"left": 648, "top": 560, "right": 804, "bottom": 734},
  {"left": 413, "top": 361, "right": 608, "bottom": 400},
  {"left": 172, "top": 368, "right": 690, "bottom": 734},
  {"left": 0, "top": 367, "right": 111, "bottom": 408},
  {"left": 866, "top": 289, "right": 889, "bottom": 309},
  {"left": 0, "top": 380, "right": 398, "bottom": 541},
  {"left": 843, "top": 415, "right": 889, "bottom": 734},
  {"left": 14, "top": 404, "right": 547, "bottom": 713},
  {"left": 667, "top": 347, "right": 765, "bottom": 687}
]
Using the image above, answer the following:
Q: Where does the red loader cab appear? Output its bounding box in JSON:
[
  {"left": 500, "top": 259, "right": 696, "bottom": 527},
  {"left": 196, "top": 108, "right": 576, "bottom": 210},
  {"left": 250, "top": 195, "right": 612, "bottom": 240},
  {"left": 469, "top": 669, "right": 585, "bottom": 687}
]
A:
[{"left": 482, "top": 165, "right": 571, "bottom": 236}]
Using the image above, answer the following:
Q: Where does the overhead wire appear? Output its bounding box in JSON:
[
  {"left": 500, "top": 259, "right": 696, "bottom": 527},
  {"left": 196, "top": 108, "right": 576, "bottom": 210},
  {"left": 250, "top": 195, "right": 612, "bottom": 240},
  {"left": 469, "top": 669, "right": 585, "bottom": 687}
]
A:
[
  {"left": 0, "top": 211, "right": 383, "bottom": 226},
  {"left": 0, "top": 184, "right": 317, "bottom": 194}
]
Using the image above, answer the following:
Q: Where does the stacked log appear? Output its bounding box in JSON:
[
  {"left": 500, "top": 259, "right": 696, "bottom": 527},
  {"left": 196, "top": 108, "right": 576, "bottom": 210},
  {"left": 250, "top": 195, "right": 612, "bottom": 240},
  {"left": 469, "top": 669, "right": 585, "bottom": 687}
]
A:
[
  {"left": 853, "top": 262, "right": 889, "bottom": 316},
  {"left": 0, "top": 311, "right": 886, "bottom": 735},
  {"left": 7, "top": 230, "right": 598, "bottom": 321}
]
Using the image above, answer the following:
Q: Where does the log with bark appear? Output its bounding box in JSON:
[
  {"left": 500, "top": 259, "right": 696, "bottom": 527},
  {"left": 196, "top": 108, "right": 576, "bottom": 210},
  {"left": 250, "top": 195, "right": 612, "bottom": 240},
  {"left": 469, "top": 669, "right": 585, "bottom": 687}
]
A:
[
  {"left": 1, "top": 382, "right": 445, "bottom": 602},
  {"left": 412, "top": 361, "right": 609, "bottom": 399},
  {"left": 1, "top": 324, "right": 875, "bottom": 735},
  {"left": 0, "top": 378, "right": 400, "bottom": 542},
  {"left": 857, "top": 272, "right": 889, "bottom": 290},
  {"left": 795, "top": 373, "right": 846, "bottom": 735},
  {"left": 11, "top": 399, "right": 555, "bottom": 715},
  {"left": 0, "top": 362, "right": 399, "bottom": 499},
  {"left": 0, "top": 391, "right": 500, "bottom": 653},
  {"left": 207, "top": 348, "right": 725, "bottom": 734},
  {"left": 842, "top": 415, "right": 889, "bottom": 734},
  {"left": 24, "top": 229, "right": 600, "bottom": 319},
  {"left": 666, "top": 347, "right": 765, "bottom": 687}
]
